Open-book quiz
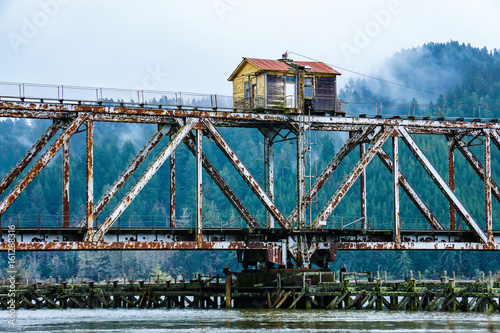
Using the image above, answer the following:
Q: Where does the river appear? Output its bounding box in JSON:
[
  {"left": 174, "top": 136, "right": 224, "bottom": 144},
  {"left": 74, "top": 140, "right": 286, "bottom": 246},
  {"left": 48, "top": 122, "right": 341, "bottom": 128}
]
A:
[{"left": 2, "top": 308, "right": 499, "bottom": 332}]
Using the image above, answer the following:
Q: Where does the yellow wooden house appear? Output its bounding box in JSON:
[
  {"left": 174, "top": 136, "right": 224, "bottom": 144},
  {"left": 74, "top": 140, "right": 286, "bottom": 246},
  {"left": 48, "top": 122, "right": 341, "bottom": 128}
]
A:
[{"left": 228, "top": 55, "right": 341, "bottom": 114}]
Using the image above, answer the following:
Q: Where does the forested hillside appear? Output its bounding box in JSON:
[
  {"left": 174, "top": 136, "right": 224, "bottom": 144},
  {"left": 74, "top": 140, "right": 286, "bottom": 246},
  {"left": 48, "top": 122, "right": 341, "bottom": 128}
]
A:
[{"left": 2, "top": 41, "right": 500, "bottom": 281}]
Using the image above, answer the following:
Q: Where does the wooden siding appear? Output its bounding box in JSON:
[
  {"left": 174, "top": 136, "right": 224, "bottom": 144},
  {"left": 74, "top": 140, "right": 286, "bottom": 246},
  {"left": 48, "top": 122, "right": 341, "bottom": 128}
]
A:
[
  {"left": 256, "top": 74, "right": 265, "bottom": 108},
  {"left": 266, "top": 74, "right": 285, "bottom": 109},
  {"left": 314, "top": 76, "right": 337, "bottom": 111},
  {"left": 231, "top": 61, "right": 261, "bottom": 108}
]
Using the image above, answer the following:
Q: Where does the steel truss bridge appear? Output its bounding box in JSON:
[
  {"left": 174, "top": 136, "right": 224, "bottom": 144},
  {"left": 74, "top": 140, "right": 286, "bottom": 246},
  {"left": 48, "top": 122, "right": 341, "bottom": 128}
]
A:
[{"left": 1, "top": 83, "right": 500, "bottom": 269}]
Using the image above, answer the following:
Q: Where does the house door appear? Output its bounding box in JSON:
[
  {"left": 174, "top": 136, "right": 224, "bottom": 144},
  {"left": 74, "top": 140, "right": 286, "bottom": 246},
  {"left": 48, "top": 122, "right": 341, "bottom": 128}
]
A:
[
  {"left": 285, "top": 77, "right": 296, "bottom": 108},
  {"left": 252, "top": 84, "right": 257, "bottom": 108}
]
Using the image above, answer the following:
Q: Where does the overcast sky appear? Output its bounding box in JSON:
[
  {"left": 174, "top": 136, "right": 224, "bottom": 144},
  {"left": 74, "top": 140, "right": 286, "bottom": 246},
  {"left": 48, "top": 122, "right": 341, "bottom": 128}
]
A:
[{"left": 1, "top": 0, "right": 499, "bottom": 96}]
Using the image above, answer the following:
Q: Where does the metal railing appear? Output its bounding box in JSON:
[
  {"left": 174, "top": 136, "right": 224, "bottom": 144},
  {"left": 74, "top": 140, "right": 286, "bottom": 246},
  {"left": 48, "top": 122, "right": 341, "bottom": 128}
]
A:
[{"left": 0, "top": 81, "right": 233, "bottom": 110}]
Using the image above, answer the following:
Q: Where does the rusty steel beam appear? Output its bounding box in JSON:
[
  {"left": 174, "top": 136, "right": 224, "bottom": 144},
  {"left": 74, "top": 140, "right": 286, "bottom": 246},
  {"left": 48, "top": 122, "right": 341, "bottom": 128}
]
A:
[
  {"left": 360, "top": 142, "right": 367, "bottom": 229},
  {"left": 196, "top": 127, "right": 203, "bottom": 246},
  {"left": 0, "top": 114, "right": 86, "bottom": 216},
  {"left": 393, "top": 136, "right": 401, "bottom": 244},
  {"left": 62, "top": 141, "right": 70, "bottom": 228},
  {"left": 447, "top": 137, "right": 457, "bottom": 230},
  {"left": 451, "top": 136, "right": 500, "bottom": 204},
  {"left": 92, "top": 118, "right": 197, "bottom": 242},
  {"left": 313, "top": 127, "right": 394, "bottom": 227},
  {"left": 202, "top": 119, "right": 289, "bottom": 229},
  {"left": 484, "top": 130, "right": 493, "bottom": 243},
  {"left": 179, "top": 120, "right": 260, "bottom": 229},
  {"left": 85, "top": 120, "right": 94, "bottom": 239},
  {"left": 0, "top": 120, "right": 64, "bottom": 196},
  {"left": 297, "top": 118, "right": 306, "bottom": 228},
  {"left": 0, "top": 109, "right": 73, "bottom": 120},
  {"left": 5, "top": 239, "right": 500, "bottom": 252},
  {"left": 263, "top": 130, "right": 276, "bottom": 228},
  {"left": 78, "top": 125, "right": 171, "bottom": 228},
  {"left": 169, "top": 134, "right": 176, "bottom": 228},
  {"left": 5, "top": 101, "right": 500, "bottom": 131},
  {"left": 287, "top": 127, "right": 375, "bottom": 225},
  {"left": 2, "top": 241, "right": 269, "bottom": 251},
  {"left": 376, "top": 149, "right": 444, "bottom": 230},
  {"left": 331, "top": 242, "right": 500, "bottom": 251},
  {"left": 398, "top": 127, "right": 489, "bottom": 243}
]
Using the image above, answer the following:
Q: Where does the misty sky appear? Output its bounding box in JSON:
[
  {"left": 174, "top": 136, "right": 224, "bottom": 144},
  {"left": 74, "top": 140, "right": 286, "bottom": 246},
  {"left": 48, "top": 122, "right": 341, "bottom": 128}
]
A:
[{"left": 1, "top": 0, "right": 499, "bottom": 96}]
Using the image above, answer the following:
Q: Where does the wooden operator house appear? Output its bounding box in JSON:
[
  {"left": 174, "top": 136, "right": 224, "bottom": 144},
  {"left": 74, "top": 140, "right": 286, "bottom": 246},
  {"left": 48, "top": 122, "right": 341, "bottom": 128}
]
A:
[{"left": 228, "top": 54, "right": 342, "bottom": 115}]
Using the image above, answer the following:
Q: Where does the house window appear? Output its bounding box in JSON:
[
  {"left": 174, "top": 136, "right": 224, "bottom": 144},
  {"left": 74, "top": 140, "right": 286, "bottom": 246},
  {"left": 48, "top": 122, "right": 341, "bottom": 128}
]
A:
[{"left": 304, "top": 77, "right": 314, "bottom": 98}]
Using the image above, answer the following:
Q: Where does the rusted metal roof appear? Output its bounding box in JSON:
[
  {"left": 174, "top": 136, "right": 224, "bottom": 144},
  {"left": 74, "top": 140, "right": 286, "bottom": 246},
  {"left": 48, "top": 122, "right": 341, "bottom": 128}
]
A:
[
  {"left": 294, "top": 61, "right": 341, "bottom": 75},
  {"left": 246, "top": 58, "right": 341, "bottom": 75},
  {"left": 228, "top": 58, "right": 341, "bottom": 81},
  {"left": 245, "top": 58, "right": 291, "bottom": 71}
]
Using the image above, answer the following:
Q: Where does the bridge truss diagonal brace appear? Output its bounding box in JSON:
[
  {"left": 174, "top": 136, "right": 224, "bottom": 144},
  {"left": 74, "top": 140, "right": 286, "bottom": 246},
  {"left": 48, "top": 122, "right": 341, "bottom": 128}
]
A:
[
  {"left": 450, "top": 135, "right": 500, "bottom": 203},
  {"left": 489, "top": 130, "right": 500, "bottom": 151},
  {"left": 287, "top": 126, "right": 376, "bottom": 226},
  {"left": 201, "top": 119, "right": 290, "bottom": 229},
  {"left": 376, "top": 148, "right": 444, "bottom": 230},
  {"left": 175, "top": 119, "right": 261, "bottom": 229},
  {"left": 0, "top": 114, "right": 87, "bottom": 216},
  {"left": 313, "top": 126, "right": 394, "bottom": 228},
  {"left": 397, "top": 126, "right": 489, "bottom": 243},
  {"left": 0, "top": 119, "right": 64, "bottom": 196},
  {"left": 91, "top": 118, "right": 197, "bottom": 242},
  {"left": 78, "top": 125, "right": 171, "bottom": 228}
]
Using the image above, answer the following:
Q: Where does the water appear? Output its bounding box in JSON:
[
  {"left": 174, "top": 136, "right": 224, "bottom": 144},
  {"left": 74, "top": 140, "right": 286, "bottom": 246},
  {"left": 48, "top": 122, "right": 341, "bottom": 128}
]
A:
[{"left": 2, "top": 308, "right": 499, "bottom": 332}]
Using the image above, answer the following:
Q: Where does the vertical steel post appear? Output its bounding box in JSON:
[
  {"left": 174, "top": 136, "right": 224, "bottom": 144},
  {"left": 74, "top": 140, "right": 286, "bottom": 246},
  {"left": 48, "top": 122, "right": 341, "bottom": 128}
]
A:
[
  {"left": 62, "top": 141, "right": 70, "bottom": 228},
  {"left": 169, "top": 135, "right": 176, "bottom": 228},
  {"left": 393, "top": 136, "right": 401, "bottom": 244},
  {"left": 297, "top": 118, "right": 306, "bottom": 228},
  {"left": 223, "top": 267, "right": 231, "bottom": 308},
  {"left": 86, "top": 120, "right": 94, "bottom": 236},
  {"left": 484, "top": 131, "right": 493, "bottom": 242},
  {"left": 448, "top": 138, "right": 456, "bottom": 230},
  {"left": 360, "top": 142, "right": 367, "bottom": 229},
  {"left": 196, "top": 128, "right": 203, "bottom": 246},
  {"left": 264, "top": 135, "right": 275, "bottom": 228}
]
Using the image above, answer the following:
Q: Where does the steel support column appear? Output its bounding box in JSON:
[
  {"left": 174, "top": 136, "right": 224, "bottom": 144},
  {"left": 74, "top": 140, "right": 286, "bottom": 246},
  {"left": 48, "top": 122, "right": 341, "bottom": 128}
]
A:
[
  {"left": 86, "top": 120, "right": 94, "bottom": 237},
  {"left": 297, "top": 119, "right": 306, "bottom": 228},
  {"left": 92, "top": 118, "right": 197, "bottom": 242},
  {"left": 196, "top": 127, "right": 203, "bottom": 246},
  {"left": 62, "top": 141, "right": 70, "bottom": 228},
  {"left": 202, "top": 119, "right": 289, "bottom": 228},
  {"left": 484, "top": 130, "right": 493, "bottom": 242},
  {"left": 360, "top": 142, "right": 367, "bottom": 229},
  {"left": 0, "top": 114, "right": 86, "bottom": 216},
  {"left": 393, "top": 136, "right": 401, "bottom": 244},
  {"left": 170, "top": 135, "right": 176, "bottom": 228},
  {"left": 313, "top": 127, "right": 393, "bottom": 227},
  {"left": 0, "top": 120, "right": 63, "bottom": 196},
  {"left": 398, "top": 127, "right": 488, "bottom": 243},
  {"left": 447, "top": 137, "right": 457, "bottom": 230},
  {"left": 287, "top": 127, "right": 375, "bottom": 225}
]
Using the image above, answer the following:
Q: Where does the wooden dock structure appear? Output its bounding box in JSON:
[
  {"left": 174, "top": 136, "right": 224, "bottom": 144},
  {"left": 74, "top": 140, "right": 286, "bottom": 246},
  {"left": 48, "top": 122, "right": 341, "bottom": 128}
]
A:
[{"left": 2, "top": 269, "right": 500, "bottom": 313}]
